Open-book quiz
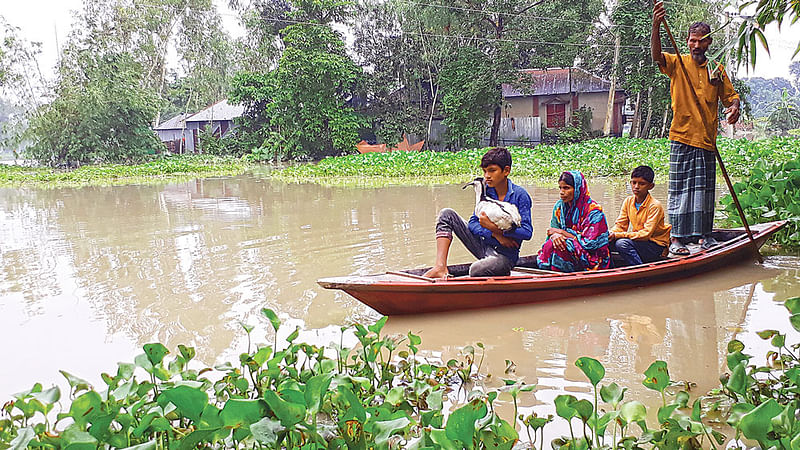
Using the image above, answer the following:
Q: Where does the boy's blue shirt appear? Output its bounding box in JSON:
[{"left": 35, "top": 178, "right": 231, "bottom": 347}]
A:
[{"left": 468, "top": 179, "right": 533, "bottom": 264}]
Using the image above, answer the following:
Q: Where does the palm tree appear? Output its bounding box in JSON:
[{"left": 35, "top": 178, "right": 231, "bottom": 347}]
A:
[{"left": 767, "top": 89, "right": 800, "bottom": 133}]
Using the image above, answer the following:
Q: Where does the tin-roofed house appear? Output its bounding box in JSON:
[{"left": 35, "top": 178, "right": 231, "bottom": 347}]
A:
[
  {"left": 502, "top": 68, "right": 626, "bottom": 136},
  {"left": 154, "top": 113, "right": 192, "bottom": 153},
  {"left": 154, "top": 100, "right": 245, "bottom": 153}
]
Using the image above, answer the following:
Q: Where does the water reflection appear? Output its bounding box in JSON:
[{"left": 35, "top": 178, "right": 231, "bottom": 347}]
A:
[{"left": 0, "top": 174, "right": 797, "bottom": 408}]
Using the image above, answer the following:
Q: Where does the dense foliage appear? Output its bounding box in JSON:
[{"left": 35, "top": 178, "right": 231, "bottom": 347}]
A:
[
  {"left": 4, "top": 299, "right": 800, "bottom": 449},
  {"left": 26, "top": 53, "right": 163, "bottom": 166},
  {"left": 273, "top": 137, "right": 800, "bottom": 180},
  {"left": 744, "top": 77, "right": 799, "bottom": 119},
  {"left": 0, "top": 155, "right": 246, "bottom": 187},
  {"left": 720, "top": 158, "right": 800, "bottom": 248},
  {"left": 229, "top": 2, "right": 365, "bottom": 161}
]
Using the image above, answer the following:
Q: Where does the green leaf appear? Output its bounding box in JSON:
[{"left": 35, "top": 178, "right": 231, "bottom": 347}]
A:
[
  {"left": 67, "top": 391, "right": 103, "bottom": 427},
  {"left": 60, "top": 371, "right": 91, "bottom": 393},
  {"left": 8, "top": 427, "right": 35, "bottom": 450},
  {"left": 728, "top": 339, "right": 744, "bottom": 353},
  {"left": 739, "top": 399, "right": 783, "bottom": 447},
  {"left": 555, "top": 394, "right": 578, "bottom": 421},
  {"left": 727, "top": 350, "right": 750, "bottom": 371},
  {"left": 162, "top": 385, "right": 208, "bottom": 423},
  {"left": 304, "top": 373, "right": 332, "bottom": 415},
  {"left": 262, "top": 308, "right": 281, "bottom": 331},
  {"left": 575, "top": 357, "right": 605, "bottom": 386},
  {"left": 573, "top": 399, "right": 593, "bottom": 422},
  {"left": 600, "top": 382, "right": 625, "bottom": 407},
  {"left": 727, "top": 363, "right": 747, "bottom": 395},
  {"left": 31, "top": 386, "right": 60, "bottom": 405},
  {"left": 367, "top": 316, "right": 388, "bottom": 335},
  {"left": 240, "top": 321, "right": 255, "bottom": 334},
  {"left": 143, "top": 343, "right": 169, "bottom": 366},
  {"left": 178, "top": 345, "right": 196, "bottom": 362},
  {"left": 62, "top": 424, "right": 99, "bottom": 450},
  {"left": 372, "top": 417, "right": 411, "bottom": 445},
  {"left": 220, "top": 399, "right": 270, "bottom": 429},
  {"left": 642, "top": 361, "right": 669, "bottom": 393},
  {"left": 757, "top": 330, "right": 779, "bottom": 339},
  {"left": 657, "top": 404, "right": 678, "bottom": 424},
  {"left": 263, "top": 390, "right": 306, "bottom": 427},
  {"left": 445, "top": 399, "right": 488, "bottom": 449},
  {"left": 789, "top": 314, "right": 800, "bottom": 332},
  {"left": 620, "top": 401, "right": 647, "bottom": 424},
  {"left": 785, "top": 297, "right": 800, "bottom": 314},
  {"left": 250, "top": 417, "right": 284, "bottom": 446}
]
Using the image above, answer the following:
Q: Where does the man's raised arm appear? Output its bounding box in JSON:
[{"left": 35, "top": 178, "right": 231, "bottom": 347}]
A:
[{"left": 651, "top": 1, "right": 666, "bottom": 66}]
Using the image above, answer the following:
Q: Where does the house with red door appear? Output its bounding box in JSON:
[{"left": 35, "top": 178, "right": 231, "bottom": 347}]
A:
[{"left": 502, "top": 68, "right": 626, "bottom": 136}]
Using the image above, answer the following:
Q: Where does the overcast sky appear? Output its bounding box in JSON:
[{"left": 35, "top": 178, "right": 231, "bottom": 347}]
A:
[{"left": 3, "top": 0, "right": 799, "bottom": 81}]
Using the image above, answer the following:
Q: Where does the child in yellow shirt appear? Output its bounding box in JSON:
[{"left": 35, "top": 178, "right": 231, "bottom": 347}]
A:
[{"left": 609, "top": 166, "right": 672, "bottom": 266}]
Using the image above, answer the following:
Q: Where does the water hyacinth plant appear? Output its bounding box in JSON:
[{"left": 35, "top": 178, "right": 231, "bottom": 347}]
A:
[
  {"left": 0, "top": 155, "right": 247, "bottom": 187},
  {"left": 2, "top": 299, "right": 800, "bottom": 449},
  {"left": 720, "top": 158, "right": 800, "bottom": 248},
  {"left": 273, "top": 137, "right": 800, "bottom": 182}
]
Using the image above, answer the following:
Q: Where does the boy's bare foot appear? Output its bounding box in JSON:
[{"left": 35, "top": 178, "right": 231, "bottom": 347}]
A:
[{"left": 423, "top": 265, "right": 449, "bottom": 279}]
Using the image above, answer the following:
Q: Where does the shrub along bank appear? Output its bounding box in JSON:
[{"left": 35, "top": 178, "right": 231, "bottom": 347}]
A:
[
  {"left": 3, "top": 301, "right": 800, "bottom": 449},
  {"left": 0, "top": 155, "right": 247, "bottom": 187},
  {"left": 273, "top": 137, "right": 799, "bottom": 181}
]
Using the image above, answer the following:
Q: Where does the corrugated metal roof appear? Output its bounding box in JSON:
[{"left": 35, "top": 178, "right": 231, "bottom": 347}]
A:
[
  {"left": 502, "top": 68, "right": 616, "bottom": 98},
  {"left": 155, "top": 113, "right": 191, "bottom": 130},
  {"left": 185, "top": 99, "right": 245, "bottom": 122}
]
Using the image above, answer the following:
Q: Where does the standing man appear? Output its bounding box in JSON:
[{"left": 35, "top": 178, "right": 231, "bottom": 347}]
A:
[{"left": 651, "top": 2, "right": 740, "bottom": 255}]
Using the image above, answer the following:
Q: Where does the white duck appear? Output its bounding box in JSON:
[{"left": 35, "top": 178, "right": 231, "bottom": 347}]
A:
[{"left": 463, "top": 177, "right": 522, "bottom": 231}]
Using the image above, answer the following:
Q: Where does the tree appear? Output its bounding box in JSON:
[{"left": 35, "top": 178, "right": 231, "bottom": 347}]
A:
[
  {"left": 766, "top": 88, "right": 800, "bottom": 133},
  {"left": 734, "top": 0, "right": 800, "bottom": 68},
  {"left": 230, "top": 10, "right": 364, "bottom": 159},
  {"left": 66, "top": 0, "right": 233, "bottom": 125},
  {"left": 351, "top": 0, "right": 448, "bottom": 147},
  {"left": 744, "top": 77, "right": 796, "bottom": 117},
  {"left": 26, "top": 52, "right": 162, "bottom": 166},
  {"left": 593, "top": 0, "right": 728, "bottom": 138}
]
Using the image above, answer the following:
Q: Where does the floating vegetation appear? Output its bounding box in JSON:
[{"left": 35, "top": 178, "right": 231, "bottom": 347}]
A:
[
  {"left": 0, "top": 155, "right": 248, "bottom": 188},
  {"left": 272, "top": 137, "right": 800, "bottom": 183},
  {"left": 3, "top": 300, "right": 800, "bottom": 448},
  {"left": 720, "top": 158, "right": 800, "bottom": 248}
]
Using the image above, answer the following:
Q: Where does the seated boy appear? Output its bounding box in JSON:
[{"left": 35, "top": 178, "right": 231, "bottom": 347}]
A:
[
  {"left": 609, "top": 165, "right": 672, "bottom": 266},
  {"left": 423, "top": 147, "right": 533, "bottom": 278}
]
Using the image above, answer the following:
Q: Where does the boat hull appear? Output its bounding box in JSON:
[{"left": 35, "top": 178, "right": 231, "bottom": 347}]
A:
[{"left": 318, "top": 221, "right": 786, "bottom": 315}]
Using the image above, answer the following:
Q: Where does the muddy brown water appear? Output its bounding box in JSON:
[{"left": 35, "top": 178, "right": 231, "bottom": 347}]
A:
[{"left": 1, "top": 173, "right": 798, "bottom": 436}]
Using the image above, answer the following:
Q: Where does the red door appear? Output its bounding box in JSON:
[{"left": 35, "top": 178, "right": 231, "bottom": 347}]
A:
[{"left": 547, "top": 104, "right": 566, "bottom": 128}]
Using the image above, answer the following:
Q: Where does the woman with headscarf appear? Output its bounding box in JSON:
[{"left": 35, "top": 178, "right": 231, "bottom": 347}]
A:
[{"left": 537, "top": 171, "right": 612, "bottom": 272}]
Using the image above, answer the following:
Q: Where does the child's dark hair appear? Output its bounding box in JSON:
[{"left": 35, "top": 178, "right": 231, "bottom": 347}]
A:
[
  {"left": 558, "top": 171, "right": 574, "bottom": 187},
  {"left": 631, "top": 165, "right": 655, "bottom": 184},
  {"left": 481, "top": 147, "right": 512, "bottom": 169}
]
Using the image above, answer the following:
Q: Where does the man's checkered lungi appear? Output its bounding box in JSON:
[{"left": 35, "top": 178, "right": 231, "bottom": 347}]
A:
[{"left": 668, "top": 140, "right": 716, "bottom": 238}]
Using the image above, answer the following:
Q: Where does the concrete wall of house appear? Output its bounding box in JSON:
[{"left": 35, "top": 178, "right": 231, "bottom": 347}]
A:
[
  {"left": 504, "top": 94, "right": 573, "bottom": 120},
  {"left": 578, "top": 92, "right": 612, "bottom": 131},
  {"left": 156, "top": 128, "right": 195, "bottom": 152},
  {"left": 504, "top": 92, "right": 623, "bottom": 133}
]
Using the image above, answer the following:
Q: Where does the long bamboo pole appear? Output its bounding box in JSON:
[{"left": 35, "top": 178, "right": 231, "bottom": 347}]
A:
[{"left": 656, "top": 11, "right": 763, "bottom": 263}]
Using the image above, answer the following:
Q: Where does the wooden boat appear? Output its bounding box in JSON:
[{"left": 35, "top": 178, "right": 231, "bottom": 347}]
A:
[{"left": 317, "top": 221, "right": 786, "bottom": 315}]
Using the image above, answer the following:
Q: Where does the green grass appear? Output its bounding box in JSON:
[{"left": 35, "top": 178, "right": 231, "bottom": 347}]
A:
[
  {"left": 0, "top": 155, "right": 248, "bottom": 188},
  {"left": 271, "top": 137, "right": 800, "bottom": 184}
]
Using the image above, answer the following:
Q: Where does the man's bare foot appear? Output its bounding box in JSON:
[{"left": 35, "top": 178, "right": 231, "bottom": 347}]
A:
[{"left": 423, "top": 265, "right": 449, "bottom": 279}]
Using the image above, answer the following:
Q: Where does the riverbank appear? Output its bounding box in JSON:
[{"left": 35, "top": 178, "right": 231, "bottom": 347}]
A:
[
  {"left": 272, "top": 137, "right": 800, "bottom": 182},
  {"left": 0, "top": 155, "right": 248, "bottom": 187}
]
